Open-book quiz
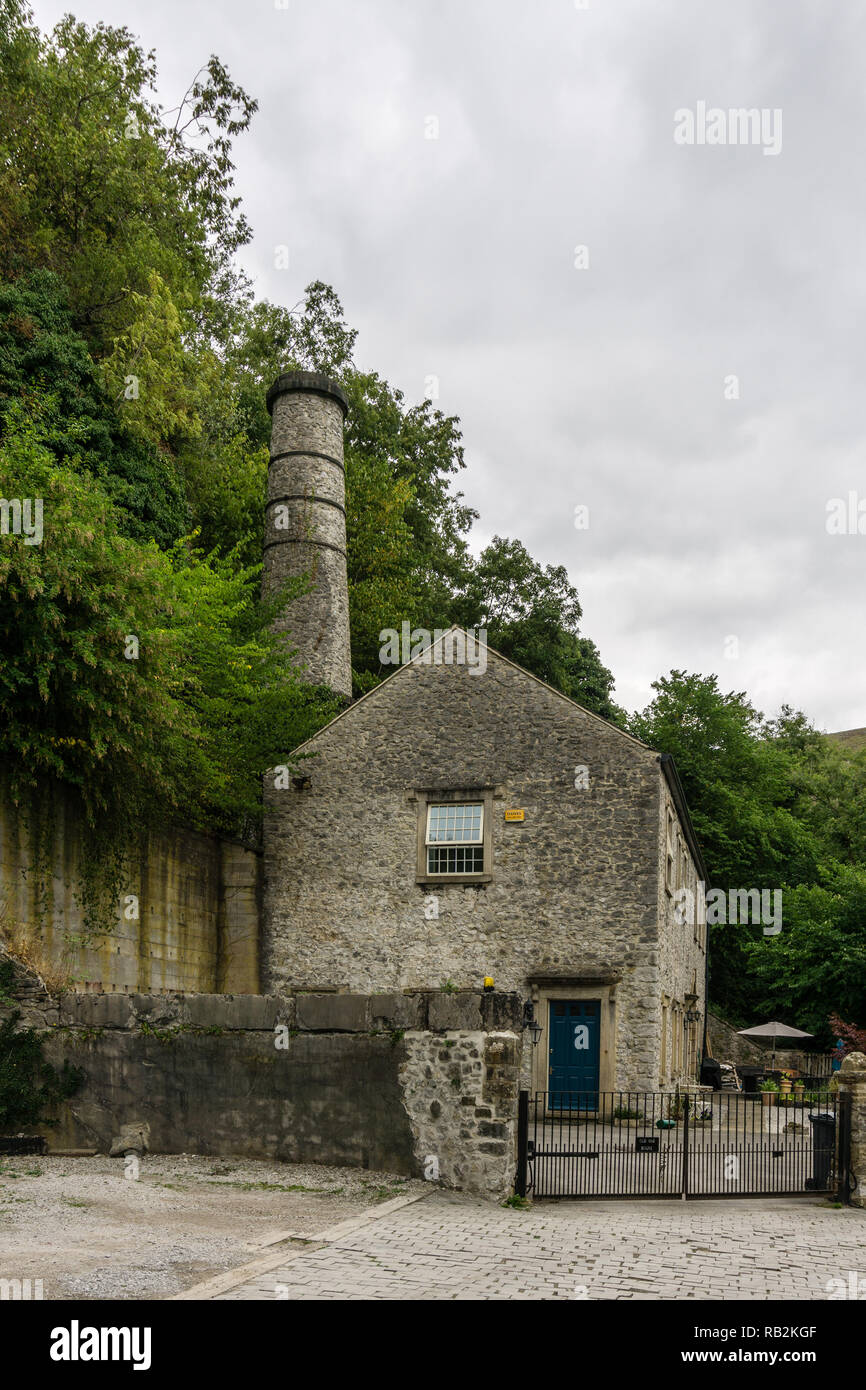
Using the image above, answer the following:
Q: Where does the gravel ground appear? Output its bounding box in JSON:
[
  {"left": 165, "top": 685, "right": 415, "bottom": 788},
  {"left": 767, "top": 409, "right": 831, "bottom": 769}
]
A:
[{"left": 0, "top": 1153, "right": 426, "bottom": 1300}]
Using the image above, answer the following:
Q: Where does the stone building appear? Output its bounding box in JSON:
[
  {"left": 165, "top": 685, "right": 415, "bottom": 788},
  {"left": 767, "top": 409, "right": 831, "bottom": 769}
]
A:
[{"left": 262, "top": 371, "right": 707, "bottom": 1095}]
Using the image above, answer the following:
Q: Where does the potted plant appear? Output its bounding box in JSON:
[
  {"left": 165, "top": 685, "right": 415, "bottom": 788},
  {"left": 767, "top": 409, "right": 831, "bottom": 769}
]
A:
[
  {"left": 779, "top": 1072, "right": 793, "bottom": 1100},
  {"left": 760, "top": 1079, "right": 779, "bottom": 1107},
  {"left": 793, "top": 1080, "right": 805, "bottom": 1103}
]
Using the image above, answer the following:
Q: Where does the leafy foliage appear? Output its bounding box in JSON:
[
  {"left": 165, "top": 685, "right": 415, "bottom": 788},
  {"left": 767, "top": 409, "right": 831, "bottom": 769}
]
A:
[
  {"left": 0, "top": 270, "right": 189, "bottom": 547},
  {"left": 0, "top": 5, "right": 638, "bottom": 949},
  {"left": 629, "top": 674, "right": 820, "bottom": 887},
  {"left": 829, "top": 1014, "right": 866, "bottom": 1057},
  {"left": 631, "top": 672, "right": 866, "bottom": 1035},
  {"left": 0, "top": 1011, "right": 83, "bottom": 1129},
  {"left": 452, "top": 536, "right": 624, "bottom": 722},
  {"left": 0, "top": 404, "right": 338, "bottom": 926},
  {"left": 0, "top": 4, "right": 256, "bottom": 357},
  {"left": 742, "top": 867, "right": 866, "bottom": 1041}
]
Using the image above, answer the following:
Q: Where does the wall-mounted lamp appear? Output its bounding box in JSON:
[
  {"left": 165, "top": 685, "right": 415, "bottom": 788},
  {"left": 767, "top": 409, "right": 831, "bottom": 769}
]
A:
[{"left": 522, "top": 999, "right": 543, "bottom": 1047}]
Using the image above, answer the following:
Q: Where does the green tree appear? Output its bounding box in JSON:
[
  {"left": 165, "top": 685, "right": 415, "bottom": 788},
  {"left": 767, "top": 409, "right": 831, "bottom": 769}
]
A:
[
  {"left": 629, "top": 672, "right": 819, "bottom": 888},
  {"left": 177, "top": 282, "right": 360, "bottom": 574},
  {"left": 629, "top": 672, "right": 866, "bottom": 1025},
  {"left": 453, "top": 536, "right": 624, "bottom": 722},
  {"left": 766, "top": 709, "right": 866, "bottom": 868},
  {"left": 345, "top": 450, "right": 417, "bottom": 690},
  {"left": 223, "top": 284, "right": 359, "bottom": 450},
  {"left": 0, "top": 8, "right": 628, "bottom": 880},
  {"left": 344, "top": 368, "right": 476, "bottom": 636},
  {"left": 188, "top": 283, "right": 478, "bottom": 687},
  {"left": 177, "top": 430, "right": 269, "bottom": 573},
  {"left": 0, "top": 404, "right": 337, "bottom": 927},
  {"left": 172, "top": 277, "right": 619, "bottom": 711},
  {"left": 0, "top": 270, "right": 188, "bottom": 547},
  {"left": 0, "top": 3, "right": 256, "bottom": 371},
  {"left": 743, "top": 865, "right": 866, "bottom": 1040}
]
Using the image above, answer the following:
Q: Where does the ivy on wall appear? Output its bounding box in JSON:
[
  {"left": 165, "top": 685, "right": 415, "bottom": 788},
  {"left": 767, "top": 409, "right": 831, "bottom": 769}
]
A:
[{"left": 0, "top": 968, "right": 83, "bottom": 1130}]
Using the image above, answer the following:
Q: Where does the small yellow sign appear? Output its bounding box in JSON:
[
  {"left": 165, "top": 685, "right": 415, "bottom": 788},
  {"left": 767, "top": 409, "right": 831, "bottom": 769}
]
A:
[{"left": 504, "top": 809, "right": 525, "bottom": 822}]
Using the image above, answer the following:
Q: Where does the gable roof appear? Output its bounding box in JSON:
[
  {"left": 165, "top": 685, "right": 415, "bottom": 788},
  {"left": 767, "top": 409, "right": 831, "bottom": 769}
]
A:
[
  {"left": 292, "top": 625, "right": 652, "bottom": 756},
  {"left": 289, "top": 625, "right": 707, "bottom": 877},
  {"left": 659, "top": 753, "right": 708, "bottom": 883}
]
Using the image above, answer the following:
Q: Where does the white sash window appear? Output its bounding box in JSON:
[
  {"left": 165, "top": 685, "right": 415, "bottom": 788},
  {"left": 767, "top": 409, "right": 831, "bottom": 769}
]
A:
[{"left": 425, "top": 802, "right": 484, "bottom": 875}]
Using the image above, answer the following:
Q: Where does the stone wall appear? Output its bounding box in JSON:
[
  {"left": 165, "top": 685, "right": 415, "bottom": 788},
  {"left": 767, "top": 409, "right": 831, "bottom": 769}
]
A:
[
  {"left": 397, "top": 992, "right": 523, "bottom": 1196},
  {"left": 656, "top": 780, "right": 705, "bottom": 1087},
  {"left": 0, "top": 788, "right": 260, "bottom": 995},
  {"left": 263, "top": 644, "right": 706, "bottom": 1091},
  {"left": 837, "top": 1052, "right": 866, "bottom": 1209},
  {"left": 5, "top": 974, "right": 523, "bottom": 1199},
  {"left": 706, "top": 1013, "right": 765, "bottom": 1065}
]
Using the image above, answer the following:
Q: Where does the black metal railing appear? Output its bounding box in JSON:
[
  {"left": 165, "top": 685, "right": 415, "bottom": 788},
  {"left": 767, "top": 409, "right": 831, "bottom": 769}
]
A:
[{"left": 516, "top": 1090, "right": 849, "bottom": 1201}]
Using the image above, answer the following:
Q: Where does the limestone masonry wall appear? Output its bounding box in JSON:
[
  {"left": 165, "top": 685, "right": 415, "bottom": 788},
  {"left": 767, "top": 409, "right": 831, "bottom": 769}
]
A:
[
  {"left": 263, "top": 372, "right": 352, "bottom": 698},
  {"left": 656, "top": 784, "right": 706, "bottom": 1086},
  {"left": 707, "top": 1012, "right": 766, "bottom": 1065},
  {"left": 838, "top": 1053, "right": 866, "bottom": 1208},
  {"left": 264, "top": 654, "right": 660, "bottom": 1000},
  {"left": 263, "top": 650, "right": 705, "bottom": 1090}
]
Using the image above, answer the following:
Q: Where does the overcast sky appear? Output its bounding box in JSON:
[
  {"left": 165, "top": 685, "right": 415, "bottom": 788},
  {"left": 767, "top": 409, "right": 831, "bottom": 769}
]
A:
[{"left": 33, "top": 0, "right": 866, "bottom": 729}]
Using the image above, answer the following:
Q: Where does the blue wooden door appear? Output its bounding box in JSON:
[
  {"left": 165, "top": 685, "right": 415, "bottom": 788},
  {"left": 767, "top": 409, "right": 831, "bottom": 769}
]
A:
[{"left": 549, "top": 1000, "right": 600, "bottom": 1109}]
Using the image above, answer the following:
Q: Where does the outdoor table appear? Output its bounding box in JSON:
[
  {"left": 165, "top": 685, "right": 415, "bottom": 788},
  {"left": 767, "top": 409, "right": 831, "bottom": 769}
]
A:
[{"left": 736, "top": 1065, "right": 764, "bottom": 1095}]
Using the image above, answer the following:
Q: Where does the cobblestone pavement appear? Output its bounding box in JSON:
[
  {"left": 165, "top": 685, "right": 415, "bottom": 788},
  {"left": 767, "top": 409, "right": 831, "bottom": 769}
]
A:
[{"left": 212, "top": 1193, "right": 866, "bottom": 1301}]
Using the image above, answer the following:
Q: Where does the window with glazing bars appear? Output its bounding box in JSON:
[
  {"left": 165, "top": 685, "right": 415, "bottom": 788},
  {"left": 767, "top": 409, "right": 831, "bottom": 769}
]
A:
[{"left": 425, "top": 802, "right": 484, "bottom": 874}]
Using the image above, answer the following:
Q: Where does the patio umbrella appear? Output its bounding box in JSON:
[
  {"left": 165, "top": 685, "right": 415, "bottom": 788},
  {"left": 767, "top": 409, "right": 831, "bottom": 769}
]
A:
[{"left": 737, "top": 1021, "right": 814, "bottom": 1071}]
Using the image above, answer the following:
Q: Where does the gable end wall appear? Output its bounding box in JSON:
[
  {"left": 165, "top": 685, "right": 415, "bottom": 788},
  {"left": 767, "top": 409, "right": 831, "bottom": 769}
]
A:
[{"left": 263, "top": 652, "right": 686, "bottom": 1088}]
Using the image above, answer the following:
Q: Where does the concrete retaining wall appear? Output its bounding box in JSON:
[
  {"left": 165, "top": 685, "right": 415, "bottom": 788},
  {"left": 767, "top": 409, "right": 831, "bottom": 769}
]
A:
[
  {"left": 0, "top": 788, "right": 260, "bottom": 994},
  {"left": 7, "top": 977, "right": 524, "bottom": 1199}
]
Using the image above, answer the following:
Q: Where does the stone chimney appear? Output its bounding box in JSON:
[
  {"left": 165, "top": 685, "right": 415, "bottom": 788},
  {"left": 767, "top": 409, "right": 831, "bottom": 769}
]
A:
[{"left": 264, "top": 371, "right": 352, "bottom": 698}]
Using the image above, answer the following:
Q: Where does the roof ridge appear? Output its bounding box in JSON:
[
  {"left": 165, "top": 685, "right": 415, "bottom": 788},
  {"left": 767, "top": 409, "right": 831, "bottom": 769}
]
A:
[{"left": 285, "top": 626, "right": 653, "bottom": 756}]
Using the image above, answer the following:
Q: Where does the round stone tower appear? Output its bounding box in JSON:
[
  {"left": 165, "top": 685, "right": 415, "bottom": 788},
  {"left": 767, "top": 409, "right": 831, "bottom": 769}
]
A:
[{"left": 264, "top": 370, "right": 352, "bottom": 698}]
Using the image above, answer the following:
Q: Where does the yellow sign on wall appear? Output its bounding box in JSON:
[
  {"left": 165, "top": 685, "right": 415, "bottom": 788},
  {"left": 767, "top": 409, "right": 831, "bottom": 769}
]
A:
[{"left": 504, "top": 809, "right": 525, "bottom": 822}]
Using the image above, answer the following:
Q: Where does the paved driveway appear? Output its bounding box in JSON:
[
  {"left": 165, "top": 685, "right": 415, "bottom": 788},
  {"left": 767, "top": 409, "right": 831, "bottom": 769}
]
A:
[{"left": 206, "top": 1192, "right": 866, "bottom": 1301}]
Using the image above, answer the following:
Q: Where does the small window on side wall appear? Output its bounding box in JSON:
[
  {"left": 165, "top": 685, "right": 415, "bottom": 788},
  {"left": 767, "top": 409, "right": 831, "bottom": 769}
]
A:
[{"left": 665, "top": 809, "right": 675, "bottom": 893}]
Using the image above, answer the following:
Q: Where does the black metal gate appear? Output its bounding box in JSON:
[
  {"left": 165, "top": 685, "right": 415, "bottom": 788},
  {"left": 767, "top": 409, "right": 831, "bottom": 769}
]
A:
[{"left": 515, "top": 1090, "right": 851, "bottom": 1201}]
